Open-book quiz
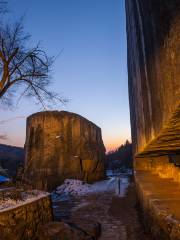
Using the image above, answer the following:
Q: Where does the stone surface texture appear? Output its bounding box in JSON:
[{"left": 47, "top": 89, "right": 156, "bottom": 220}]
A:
[
  {"left": 24, "top": 111, "right": 105, "bottom": 191},
  {"left": 126, "top": 1, "right": 180, "bottom": 239},
  {"left": 37, "top": 221, "right": 95, "bottom": 240},
  {"left": 126, "top": 0, "right": 180, "bottom": 156},
  {"left": 135, "top": 170, "right": 180, "bottom": 240},
  {"left": 37, "top": 219, "right": 101, "bottom": 240},
  {"left": 134, "top": 155, "right": 180, "bottom": 239},
  {"left": 0, "top": 194, "right": 53, "bottom": 240}
]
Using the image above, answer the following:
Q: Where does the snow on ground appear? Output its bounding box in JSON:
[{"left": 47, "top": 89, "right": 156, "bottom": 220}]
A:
[
  {"left": 0, "top": 189, "right": 49, "bottom": 211},
  {"left": 56, "top": 179, "right": 92, "bottom": 196},
  {"left": 55, "top": 175, "right": 130, "bottom": 197},
  {"left": 0, "top": 199, "right": 22, "bottom": 210}
]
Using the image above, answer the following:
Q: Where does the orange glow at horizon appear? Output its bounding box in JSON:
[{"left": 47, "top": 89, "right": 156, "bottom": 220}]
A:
[
  {"left": 0, "top": 118, "right": 131, "bottom": 153},
  {"left": 104, "top": 137, "right": 131, "bottom": 153}
]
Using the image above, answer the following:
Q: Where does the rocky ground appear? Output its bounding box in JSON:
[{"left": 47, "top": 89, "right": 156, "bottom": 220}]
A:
[{"left": 52, "top": 175, "right": 153, "bottom": 240}]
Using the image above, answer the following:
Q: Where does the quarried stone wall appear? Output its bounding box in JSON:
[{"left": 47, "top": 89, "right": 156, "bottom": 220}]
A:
[
  {"left": 24, "top": 111, "right": 106, "bottom": 191},
  {"left": 135, "top": 170, "right": 180, "bottom": 240},
  {"left": 126, "top": 1, "right": 180, "bottom": 239},
  {"left": 0, "top": 194, "right": 53, "bottom": 240},
  {"left": 135, "top": 156, "right": 180, "bottom": 183},
  {"left": 126, "top": 0, "right": 180, "bottom": 156}
]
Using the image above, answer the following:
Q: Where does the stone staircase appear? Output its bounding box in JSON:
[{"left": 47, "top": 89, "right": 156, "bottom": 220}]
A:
[{"left": 135, "top": 170, "right": 180, "bottom": 240}]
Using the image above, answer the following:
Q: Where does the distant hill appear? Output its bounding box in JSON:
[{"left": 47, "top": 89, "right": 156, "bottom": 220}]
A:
[
  {"left": 106, "top": 141, "right": 133, "bottom": 170},
  {"left": 0, "top": 144, "right": 25, "bottom": 177}
]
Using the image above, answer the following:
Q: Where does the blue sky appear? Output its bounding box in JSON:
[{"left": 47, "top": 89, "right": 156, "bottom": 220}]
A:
[{"left": 0, "top": 0, "right": 131, "bottom": 151}]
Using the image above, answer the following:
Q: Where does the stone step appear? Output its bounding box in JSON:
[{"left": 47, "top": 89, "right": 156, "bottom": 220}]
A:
[{"left": 135, "top": 170, "right": 180, "bottom": 239}]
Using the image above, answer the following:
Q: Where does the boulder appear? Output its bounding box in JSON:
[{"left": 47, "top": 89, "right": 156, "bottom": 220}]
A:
[{"left": 24, "top": 111, "right": 105, "bottom": 191}]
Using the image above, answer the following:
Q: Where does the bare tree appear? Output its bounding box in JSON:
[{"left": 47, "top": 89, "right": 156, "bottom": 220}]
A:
[{"left": 0, "top": 21, "right": 66, "bottom": 108}]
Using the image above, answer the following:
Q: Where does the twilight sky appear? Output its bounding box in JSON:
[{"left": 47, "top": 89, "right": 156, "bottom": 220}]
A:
[{"left": 0, "top": 0, "right": 131, "bottom": 151}]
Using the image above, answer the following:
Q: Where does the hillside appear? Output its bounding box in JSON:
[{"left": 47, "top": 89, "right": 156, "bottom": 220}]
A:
[
  {"left": 106, "top": 141, "right": 133, "bottom": 170},
  {"left": 0, "top": 144, "right": 25, "bottom": 177}
]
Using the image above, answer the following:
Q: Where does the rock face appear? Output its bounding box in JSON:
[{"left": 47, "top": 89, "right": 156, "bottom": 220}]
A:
[
  {"left": 126, "top": 0, "right": 180, "bottom": 156},
  {"left": 24, "top": 111, "right": 105, "bottom": 191},
  {"left": 0, "top": 194, "right": 52, "bottom": 240},
  {"left": 126, "top": 2, "right": 180, "bottom": 239}
]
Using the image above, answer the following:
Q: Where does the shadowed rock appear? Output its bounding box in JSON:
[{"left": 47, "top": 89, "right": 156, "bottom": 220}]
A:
[
  {"left": 24, "top": 111, "right": 105, "bottom": 191},
  {"left": 37, "top": 221, "right": 96, "bottom": 240}
]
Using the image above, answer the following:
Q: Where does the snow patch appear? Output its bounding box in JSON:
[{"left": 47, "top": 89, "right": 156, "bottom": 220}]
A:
[
  {"left": 56, "top": 179, "right": 92, "bottom": 196},
  {"left": 0, "top": 190, "right": 49, "bottom": 211},
  {"left": 55, "top": 176, "right": 130, "bottom": 197}
]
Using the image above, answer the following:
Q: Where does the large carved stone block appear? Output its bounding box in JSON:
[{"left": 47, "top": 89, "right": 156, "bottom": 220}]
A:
[
  {"left": 24, "top": 111, "right": 105, "bottom": 191},
  {"left": 126, "top": 0, "right": 180, "bottom": 156},
  {"left": 126, "top": 2, "right": 180, "bottom": 239}
]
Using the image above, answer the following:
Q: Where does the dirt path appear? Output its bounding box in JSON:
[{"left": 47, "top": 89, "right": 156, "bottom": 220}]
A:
[{"left": 70, "top": 182, "right": 153, "bottom": 240}]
